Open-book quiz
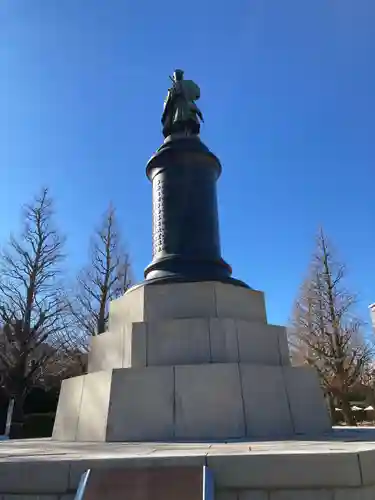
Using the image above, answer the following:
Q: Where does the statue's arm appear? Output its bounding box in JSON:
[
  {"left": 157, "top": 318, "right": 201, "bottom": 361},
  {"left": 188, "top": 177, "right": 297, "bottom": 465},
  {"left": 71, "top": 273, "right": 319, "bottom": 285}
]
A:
[
  {"left": 162, "top": 89, "right": 173, "bottom": 123},
  {"left": 196, "top": 108, "right": 204, "bottom": 122},
  {"left": 191, "top": 101, "right": 204, "bottom": 122}
]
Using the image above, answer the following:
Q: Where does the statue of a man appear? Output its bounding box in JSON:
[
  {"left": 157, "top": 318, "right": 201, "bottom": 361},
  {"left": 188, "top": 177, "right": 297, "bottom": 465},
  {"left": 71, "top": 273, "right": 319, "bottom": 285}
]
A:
[{"left": 161, "top": 69, "right": 204, "bottom": 138}]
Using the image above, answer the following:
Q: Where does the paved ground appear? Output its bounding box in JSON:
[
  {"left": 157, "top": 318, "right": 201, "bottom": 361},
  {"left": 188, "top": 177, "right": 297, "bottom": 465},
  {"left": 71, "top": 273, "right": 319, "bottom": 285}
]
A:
[
  {"left": 1, "top": 427, "right": 375, "bottom": 462},
  {"left": 0, "top": 428, "right": 375, "bottom": 493}
]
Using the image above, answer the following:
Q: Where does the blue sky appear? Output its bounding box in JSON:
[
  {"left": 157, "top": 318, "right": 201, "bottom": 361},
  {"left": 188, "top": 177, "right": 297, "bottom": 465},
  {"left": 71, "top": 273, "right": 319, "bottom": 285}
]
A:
[{"left": 0, "top": 0, "right": 374, "bottom": 326}]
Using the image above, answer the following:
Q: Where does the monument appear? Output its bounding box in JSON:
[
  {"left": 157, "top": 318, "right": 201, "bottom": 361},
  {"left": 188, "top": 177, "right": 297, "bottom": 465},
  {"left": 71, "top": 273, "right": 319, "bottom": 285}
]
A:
[
  {"left": 52, "top": 70, "right": 330, "bottom": 442},
  {"left": 0, "top": 70, "right": 374, "bottom": 500}
]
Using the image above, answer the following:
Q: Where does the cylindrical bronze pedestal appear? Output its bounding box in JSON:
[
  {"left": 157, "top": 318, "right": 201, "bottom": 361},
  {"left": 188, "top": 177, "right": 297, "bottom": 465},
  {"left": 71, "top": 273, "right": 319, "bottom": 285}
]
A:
[{"left": 144, "top": 135, "right": 248, "bottom": 288}]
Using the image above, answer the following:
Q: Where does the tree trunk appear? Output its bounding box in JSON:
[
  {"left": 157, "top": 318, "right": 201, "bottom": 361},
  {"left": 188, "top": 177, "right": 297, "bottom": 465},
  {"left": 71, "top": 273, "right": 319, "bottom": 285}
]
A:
[
  {"left": 326, "top": 392, "right": 337, "bottom": 425},
  {"left": 9, "top": 393, "right": 26, "bottom": 438},
  {"left": 341, "top": 396, "right": 356, "bottom": 426}
]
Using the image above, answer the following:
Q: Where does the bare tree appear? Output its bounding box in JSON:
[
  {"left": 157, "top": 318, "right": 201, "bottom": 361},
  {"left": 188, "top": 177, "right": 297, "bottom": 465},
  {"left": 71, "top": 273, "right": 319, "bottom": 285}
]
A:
[
  {"left": 70, "top": 205, "right": 132, "bottom": 349},
  {"left": 0, "top": 188, "right": 68, "bottom": 430},
  {"left": 289, "top": 229, "right": 372, "bottom": 426}
]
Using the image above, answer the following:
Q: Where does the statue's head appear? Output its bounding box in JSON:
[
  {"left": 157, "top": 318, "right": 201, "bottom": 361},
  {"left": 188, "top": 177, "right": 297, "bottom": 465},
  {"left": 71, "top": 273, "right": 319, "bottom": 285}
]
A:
[{"left": 173, "top": 69, "right": 184, "bottom": 82}]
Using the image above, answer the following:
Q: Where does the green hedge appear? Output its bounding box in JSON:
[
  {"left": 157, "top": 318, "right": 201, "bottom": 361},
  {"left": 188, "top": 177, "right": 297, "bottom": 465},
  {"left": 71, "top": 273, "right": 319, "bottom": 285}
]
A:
[
  {"left": 23, "top": 412, "right": 55, "bottom": 438},
  {"left": 10, "top": 412, "right": 56, "bottom": 439}
]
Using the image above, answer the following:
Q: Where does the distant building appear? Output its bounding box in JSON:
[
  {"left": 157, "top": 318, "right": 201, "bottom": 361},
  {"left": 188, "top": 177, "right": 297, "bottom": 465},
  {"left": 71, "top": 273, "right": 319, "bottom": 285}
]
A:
[{"left": 370, "top": 304, "right": 375, "bottom": 332}]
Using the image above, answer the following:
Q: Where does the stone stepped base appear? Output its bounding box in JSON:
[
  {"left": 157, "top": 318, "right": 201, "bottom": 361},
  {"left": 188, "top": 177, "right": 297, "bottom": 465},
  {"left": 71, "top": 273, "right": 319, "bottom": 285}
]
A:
[
  {"left": 0, "top": 431, "right": 375, "bottom": 499},
  {"left": 53, "top": 281, "right": 331, "bottom": 443}
]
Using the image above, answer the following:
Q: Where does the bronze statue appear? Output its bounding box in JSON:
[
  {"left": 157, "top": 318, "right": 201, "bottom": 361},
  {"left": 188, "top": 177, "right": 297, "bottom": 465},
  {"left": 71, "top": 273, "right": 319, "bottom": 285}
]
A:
[{"left": 161, "top": 69, "right": 204, "bottom": 138}]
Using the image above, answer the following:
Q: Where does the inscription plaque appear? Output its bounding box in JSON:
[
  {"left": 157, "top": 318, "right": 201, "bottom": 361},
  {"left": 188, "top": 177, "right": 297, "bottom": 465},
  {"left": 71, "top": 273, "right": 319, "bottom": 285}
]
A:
[{"left": 74, "top": 466, "right": 213, "bottom": 500}]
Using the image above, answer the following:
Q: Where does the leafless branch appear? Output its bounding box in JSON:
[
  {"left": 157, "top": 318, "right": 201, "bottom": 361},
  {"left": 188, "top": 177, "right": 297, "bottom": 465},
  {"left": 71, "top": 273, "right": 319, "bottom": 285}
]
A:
[{"left": 70, "top": 205, "right": 133, "bottom": 348}]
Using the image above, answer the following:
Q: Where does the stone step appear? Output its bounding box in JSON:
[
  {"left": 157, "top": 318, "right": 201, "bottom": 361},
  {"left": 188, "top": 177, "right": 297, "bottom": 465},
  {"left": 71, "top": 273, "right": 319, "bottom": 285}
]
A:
[
  {"left": 88, "top": 318, "right": 290, "bottom": 372},
  {"left": 53, "top": 363, "right": 330, "bottom": 442},
  {"left": 0, "top": 435, "right": 374, "bottom": 498},
  {"left": 108, "top": 282, "right": 267, "bottom": 325}
]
